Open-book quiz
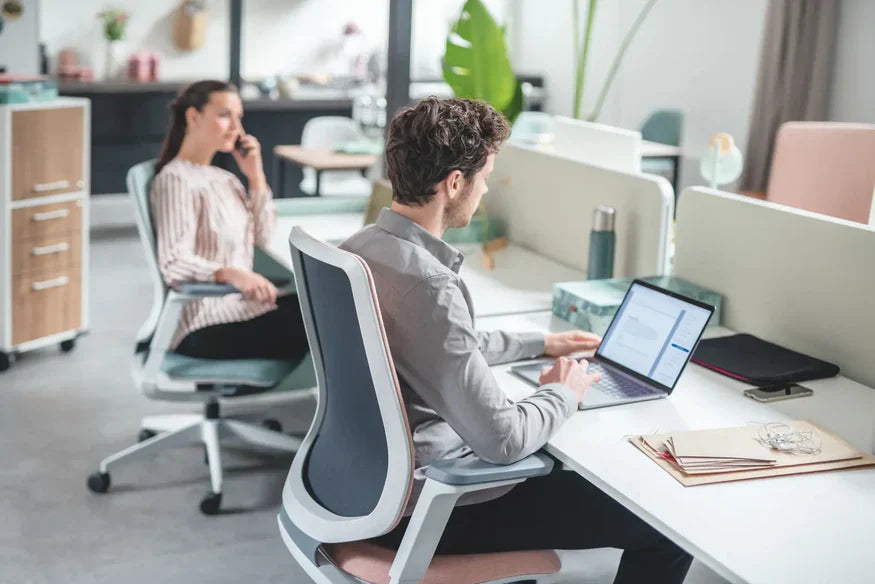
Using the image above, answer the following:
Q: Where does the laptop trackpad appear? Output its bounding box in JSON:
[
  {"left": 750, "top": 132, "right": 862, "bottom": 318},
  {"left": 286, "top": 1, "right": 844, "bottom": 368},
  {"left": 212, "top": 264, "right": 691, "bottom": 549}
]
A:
[{"left": 579, "top": 386, "right": 618, "bottom": 409}]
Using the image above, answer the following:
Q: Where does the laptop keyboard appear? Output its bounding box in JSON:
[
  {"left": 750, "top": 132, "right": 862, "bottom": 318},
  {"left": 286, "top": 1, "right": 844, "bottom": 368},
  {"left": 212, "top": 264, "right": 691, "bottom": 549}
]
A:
[{"left": 586, "top": 362, "right": 657, "bottom": 399}]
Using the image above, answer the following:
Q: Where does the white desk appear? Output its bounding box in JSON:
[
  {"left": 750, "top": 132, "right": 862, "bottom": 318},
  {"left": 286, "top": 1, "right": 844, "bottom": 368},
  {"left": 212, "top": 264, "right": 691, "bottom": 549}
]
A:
[
  {"left": 456, "top": 243, "right": 586, "bottom": 317},
  {"left": 480, "top": 311, "right": 875, "bottom": 584},
  {"left": 268, "top": 212, "right": 365, "bottom": 264},
  {"left": 269, "top": 215, "right": 587, "bottom": 318},
  {"left": 641, "top": 139, "right": 682, "bottom": 159}
]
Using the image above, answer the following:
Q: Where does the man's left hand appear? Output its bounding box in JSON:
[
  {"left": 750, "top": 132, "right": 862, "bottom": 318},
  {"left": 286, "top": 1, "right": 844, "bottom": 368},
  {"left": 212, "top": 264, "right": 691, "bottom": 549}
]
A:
[{"left": 544, "top": 330, "right": 601, "bottom": 357}]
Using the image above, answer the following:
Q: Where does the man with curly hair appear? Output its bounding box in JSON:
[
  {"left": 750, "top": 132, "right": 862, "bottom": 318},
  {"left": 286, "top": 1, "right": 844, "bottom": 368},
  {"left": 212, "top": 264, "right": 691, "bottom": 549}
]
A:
[{"left": 340, "top": 97, "right": 692, "bottom": 583}]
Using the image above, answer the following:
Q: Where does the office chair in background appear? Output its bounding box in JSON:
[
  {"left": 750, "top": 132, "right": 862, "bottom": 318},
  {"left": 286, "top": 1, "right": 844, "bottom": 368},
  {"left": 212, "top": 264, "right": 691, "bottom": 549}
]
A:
[
  {"left": 641, "top": 109, "right": 684, "bottom": 186},
  {"left": 279, "top": 226, "right": 568, "bottom": 584},
  {"left": 767, "top": 122, "right": 875, "bottom": 225},
  {"left": 86, "top": 160, "right": 317, "bottom": 515},
  {"left": 300, "top": 116, "right": 373, "bottom": 197}
]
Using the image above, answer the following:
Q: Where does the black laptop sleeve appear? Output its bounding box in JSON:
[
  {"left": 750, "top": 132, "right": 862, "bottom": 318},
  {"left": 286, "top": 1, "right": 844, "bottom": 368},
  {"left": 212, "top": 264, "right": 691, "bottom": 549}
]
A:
[{"left": 691, "top": 333, "right": 840, "bottom": 385}]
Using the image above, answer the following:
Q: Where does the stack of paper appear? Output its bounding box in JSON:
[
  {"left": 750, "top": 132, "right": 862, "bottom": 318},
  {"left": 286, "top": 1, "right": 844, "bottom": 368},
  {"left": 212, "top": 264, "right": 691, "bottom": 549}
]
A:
[
  {"left": 640, "top": 427, "right": 778, "bottom": 474},
  {"left": 634, "top": 421, "right": 863, "bottom": 476}
]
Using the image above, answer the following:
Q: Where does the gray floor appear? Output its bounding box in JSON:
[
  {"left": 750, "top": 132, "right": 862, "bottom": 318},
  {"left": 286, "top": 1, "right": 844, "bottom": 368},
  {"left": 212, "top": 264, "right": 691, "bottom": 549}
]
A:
[{"left": 0, "top": 229, "right": 725, "bottom": 583}]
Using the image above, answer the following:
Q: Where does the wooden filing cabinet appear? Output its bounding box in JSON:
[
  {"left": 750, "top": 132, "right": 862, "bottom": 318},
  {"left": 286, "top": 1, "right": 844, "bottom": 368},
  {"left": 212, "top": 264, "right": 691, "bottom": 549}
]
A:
[{"left": 0, "top": 99, "right": 90, "bottom": 371}]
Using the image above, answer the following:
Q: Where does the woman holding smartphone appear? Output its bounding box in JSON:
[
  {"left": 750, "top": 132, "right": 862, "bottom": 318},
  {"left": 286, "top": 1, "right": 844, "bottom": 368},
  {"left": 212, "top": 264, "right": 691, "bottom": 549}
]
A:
[{"left": 150, "top": 80, "right": 308, "bottom": 363}]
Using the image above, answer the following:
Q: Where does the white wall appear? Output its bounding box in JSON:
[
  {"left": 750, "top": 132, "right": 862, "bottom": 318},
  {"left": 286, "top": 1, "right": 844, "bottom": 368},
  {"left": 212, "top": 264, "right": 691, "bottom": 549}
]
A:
[
  {"left": 41, "top": 0, "right": 231, "bottom": 80},
  {"left": 0, "top": 0, "right": 40, "bottom": 74},
  {"left": 511, "top": 0, "right": 767, "bottom": 190},
  {"left": 829, "top": 0, "right": 875, "bottom": 123},
  {"left": 39, "top": 0, "right": 484, "bottom": 82},
  {"left": 510, "top": 0, "right": 621, "bottom": 125},
  {"left": 241, "top": 0, "right": 387, "bottom": 79}
]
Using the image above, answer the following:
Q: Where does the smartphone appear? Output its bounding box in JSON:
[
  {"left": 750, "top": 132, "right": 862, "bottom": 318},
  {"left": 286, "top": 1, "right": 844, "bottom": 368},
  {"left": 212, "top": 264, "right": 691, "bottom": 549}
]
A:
[
  {"left": 743, "top": 383, "right": 813, "bottom": 402},
  {"left": 234, "top": 135, "right": 250, "bottom": 156}
]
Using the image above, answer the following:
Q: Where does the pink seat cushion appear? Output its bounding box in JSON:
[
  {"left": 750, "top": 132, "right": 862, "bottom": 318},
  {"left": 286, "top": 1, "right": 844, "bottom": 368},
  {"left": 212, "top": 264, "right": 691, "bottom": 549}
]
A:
[
  {"left": 325, "top": 541, "right": 561, "bottom": 584},
  {"left": 767, "top": 122, "right": 875, "bottom": 224}
]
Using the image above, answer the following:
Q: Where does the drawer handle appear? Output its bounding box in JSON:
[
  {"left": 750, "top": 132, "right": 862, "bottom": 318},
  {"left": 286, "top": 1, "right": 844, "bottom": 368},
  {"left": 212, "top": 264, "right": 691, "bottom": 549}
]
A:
[
  {"left": 32, "top": 276, "right": 70, "bottom": 291},
  {"left": 32, "top": 209, "right": 70, "bottom": 222},
  {"left": 32, "top": 242, "right": 70, "bottom": 256},
  {"left": 32, "top": 180, "right": 71, "bottom": 193}
]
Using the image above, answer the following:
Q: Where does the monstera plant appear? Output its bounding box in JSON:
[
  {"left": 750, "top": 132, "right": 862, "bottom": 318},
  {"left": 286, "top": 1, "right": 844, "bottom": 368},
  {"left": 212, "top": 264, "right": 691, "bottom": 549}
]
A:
[
  {"left": 442, "top": 0, "right": 523, "bottom": 125},
  {"left": 442, "top": 0, "right": 517, "bottom": 268}
]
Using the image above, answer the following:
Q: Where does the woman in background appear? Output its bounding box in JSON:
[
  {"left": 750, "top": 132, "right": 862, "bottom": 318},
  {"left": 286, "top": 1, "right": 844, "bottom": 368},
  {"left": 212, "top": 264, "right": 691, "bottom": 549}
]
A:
[{"left": 151, "top": 80, "right": 308, "bottom": 363}]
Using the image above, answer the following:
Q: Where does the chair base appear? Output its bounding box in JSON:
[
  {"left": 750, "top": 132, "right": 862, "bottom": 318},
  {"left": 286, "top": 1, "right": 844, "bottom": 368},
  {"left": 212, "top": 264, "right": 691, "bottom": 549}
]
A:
[{"left": 86, "top": 399, "right": 302, "bottom": 514}]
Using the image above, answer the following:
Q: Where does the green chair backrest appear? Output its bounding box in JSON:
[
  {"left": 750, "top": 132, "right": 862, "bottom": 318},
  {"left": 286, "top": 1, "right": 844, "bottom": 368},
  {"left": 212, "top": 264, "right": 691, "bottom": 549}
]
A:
[
  {"left": 127, "top": 160, "right": 166, "bottom": 346},
  {"left": 641, "top": 110, "right": 684, "bottom": 147}
]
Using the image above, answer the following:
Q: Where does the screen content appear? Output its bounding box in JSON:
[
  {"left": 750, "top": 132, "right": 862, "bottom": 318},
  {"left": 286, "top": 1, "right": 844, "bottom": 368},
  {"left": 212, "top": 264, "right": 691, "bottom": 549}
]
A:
[{"left": 597, "top": 283, "right": 711, "bottom": 387}]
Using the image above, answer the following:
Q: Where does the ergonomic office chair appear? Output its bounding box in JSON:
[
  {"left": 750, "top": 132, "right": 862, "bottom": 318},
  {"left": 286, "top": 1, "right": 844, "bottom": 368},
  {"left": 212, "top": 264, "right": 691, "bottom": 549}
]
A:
[
  {"left": 641, "top": 109, "right": 684, "bottom": 191},
  {"left": 767, "top": 122, "right": 875, "bottom": 224},
  {"left": 299, "top": 116, "right": 373, "bottom": 197},
  {"left": 279, "top": 226, "right": 567, "bottom": 584},
  {"left": 85, "top": 160, "right": 316, "bottom": 515}
]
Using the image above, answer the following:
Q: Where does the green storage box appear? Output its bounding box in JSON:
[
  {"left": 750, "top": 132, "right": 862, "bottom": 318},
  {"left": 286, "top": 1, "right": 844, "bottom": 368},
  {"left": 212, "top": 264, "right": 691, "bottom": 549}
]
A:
[
  {"left": 553, "top": 276, "right": 722, "bottom": 336},
  {"left": 0, "top": 79, "right": 58, "bottom": 104}
]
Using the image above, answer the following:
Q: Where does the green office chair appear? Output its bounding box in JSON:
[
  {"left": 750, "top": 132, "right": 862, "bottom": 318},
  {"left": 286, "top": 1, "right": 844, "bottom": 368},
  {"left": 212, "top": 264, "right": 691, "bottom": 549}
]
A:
[
  {"left": 86, "top": 160, "right": 316, "bottom": 515},
  {"left": 641, "top": 110, "right": 683, "bottom": 148},
  {"left": 641, "top": 109, "right": 684, "bottom": 195}
]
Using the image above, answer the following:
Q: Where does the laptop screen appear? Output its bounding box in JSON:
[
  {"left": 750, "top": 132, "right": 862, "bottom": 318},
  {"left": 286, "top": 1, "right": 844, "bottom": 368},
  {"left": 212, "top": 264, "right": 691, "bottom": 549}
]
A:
[{"left": 596, "top": 281, "right": 714, "bottom": 390}]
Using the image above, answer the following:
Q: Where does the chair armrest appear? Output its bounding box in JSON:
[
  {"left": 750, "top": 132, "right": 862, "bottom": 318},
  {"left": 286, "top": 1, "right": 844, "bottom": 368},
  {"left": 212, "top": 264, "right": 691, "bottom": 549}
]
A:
[
  {"left": 175, "top": 282, "right": 240, "bottom": 297},
  {"left": 388, "top": 453, "right": 555, "bottom": 584},
  {"left": 424, "top": 452, "right": 554, "bottom": 486}
]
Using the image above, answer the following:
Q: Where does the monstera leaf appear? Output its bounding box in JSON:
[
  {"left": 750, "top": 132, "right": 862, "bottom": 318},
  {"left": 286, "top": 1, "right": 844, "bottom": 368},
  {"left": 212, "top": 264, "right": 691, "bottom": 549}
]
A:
[{"left": 442, "top": 0, "right": 523, "bottom": 124}]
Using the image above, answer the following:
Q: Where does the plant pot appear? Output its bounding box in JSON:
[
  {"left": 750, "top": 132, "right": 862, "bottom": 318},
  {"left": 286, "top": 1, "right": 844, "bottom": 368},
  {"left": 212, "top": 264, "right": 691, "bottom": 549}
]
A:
[{"left": 104, "top": 40, "right": 125, "bottom": 80}]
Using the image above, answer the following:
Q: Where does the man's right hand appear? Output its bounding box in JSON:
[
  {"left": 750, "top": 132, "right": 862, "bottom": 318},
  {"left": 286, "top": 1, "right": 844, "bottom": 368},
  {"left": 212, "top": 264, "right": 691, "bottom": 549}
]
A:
[
  {"left": 214, "top": 267, "right": 278, "bottom": 304},
  {"left": 539, "top": 357, "right": 602, "bottom": 403}
]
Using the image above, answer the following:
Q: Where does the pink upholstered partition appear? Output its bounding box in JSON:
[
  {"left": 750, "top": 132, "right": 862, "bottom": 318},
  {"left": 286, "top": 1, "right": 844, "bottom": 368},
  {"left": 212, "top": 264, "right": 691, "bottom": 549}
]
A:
[{"left": 767, "top": 122, "right": 875, "bottom": 224}]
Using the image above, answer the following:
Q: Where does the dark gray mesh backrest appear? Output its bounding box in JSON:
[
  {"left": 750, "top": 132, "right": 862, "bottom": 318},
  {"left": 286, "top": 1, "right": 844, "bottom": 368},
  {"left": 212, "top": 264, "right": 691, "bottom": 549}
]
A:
[{"left": 298, "top": 252, "right": 389, "bottom": 516}]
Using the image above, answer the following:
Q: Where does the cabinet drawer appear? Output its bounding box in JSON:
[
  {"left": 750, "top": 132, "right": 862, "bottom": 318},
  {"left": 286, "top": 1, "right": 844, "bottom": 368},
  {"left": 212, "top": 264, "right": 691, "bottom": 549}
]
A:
[
  {"left": 12, "top": 269, "right": 82, "bottom": 345},
  {"left": 12, "top": 200, "right": 82, "bottom": 242},
  {"left": 12, "top": 107, "right": 85, "bottom": 200},
  {"left": 12, "top": 231, "right": 82, "bottom": 277}
]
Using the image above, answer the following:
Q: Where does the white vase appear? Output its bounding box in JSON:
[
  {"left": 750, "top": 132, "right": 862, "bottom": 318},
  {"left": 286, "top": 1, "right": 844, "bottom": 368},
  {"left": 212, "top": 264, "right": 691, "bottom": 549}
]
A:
[{"left": 104, "top": 40, "right": 125, "bottom": 80}]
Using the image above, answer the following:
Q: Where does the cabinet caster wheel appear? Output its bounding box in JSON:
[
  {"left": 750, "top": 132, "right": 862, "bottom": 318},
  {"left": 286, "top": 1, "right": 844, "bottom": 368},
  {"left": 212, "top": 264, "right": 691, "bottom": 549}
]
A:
[
  {"left": 262, "top": 418, "right": 282, "bottom": 433},
  {"left": 138, "top": 429, "right": 157, "bottom": 442},
  {"left": 60, "top": 339, "right": 76, "bottom": 352},
  {"left": 199, "top": 492, "right": 222, "bottom": 515},
  {"left": 0, "top": 352, "right": 9, "bottom": 372},
  {"left": 87, "top": 471, "right": 111, "bottom": 494}
]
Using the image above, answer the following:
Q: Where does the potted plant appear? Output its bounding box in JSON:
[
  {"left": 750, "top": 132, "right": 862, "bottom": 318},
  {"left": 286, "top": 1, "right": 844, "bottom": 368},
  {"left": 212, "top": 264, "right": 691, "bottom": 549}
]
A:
[
  {"left": 442, "top": 0, "right": 517, "bottom": 268},
  {"left": 573, "top": 0, "right": 658, "bottom": 121},
  {"left": 98, "top": 9, "right": 129, "bottom": 80}
]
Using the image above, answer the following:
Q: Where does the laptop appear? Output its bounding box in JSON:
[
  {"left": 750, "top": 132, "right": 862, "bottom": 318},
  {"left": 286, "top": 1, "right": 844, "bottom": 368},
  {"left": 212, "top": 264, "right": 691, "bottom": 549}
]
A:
[{"left": 510, "top": 280, "right": 714, "bottom": 410}]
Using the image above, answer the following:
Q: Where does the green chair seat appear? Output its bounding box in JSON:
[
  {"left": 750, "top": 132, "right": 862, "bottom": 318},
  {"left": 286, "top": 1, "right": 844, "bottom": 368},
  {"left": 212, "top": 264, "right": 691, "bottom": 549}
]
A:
[
  {"left": 642, "top": 157, "right": 677, "bottom": 174},
  {"left": 161, "top": 352, "right": 315, "bottom": 389}
]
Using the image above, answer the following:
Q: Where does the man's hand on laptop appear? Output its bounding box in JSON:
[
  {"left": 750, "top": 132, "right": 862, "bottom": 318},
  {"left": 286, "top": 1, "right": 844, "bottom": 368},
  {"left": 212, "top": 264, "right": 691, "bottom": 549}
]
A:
[
  {"left": 539, "top": 357, "right": 602, "bottom": 401},
  {"left": 544, "top": 330, "right": 602, "bottom": 357}
]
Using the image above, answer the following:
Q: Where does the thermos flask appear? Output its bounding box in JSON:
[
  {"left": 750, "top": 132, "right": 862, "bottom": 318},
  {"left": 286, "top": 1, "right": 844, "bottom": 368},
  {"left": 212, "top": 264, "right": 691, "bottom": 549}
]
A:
[{"left": 588, "top": 206, "right": 616, "bottom": 280}]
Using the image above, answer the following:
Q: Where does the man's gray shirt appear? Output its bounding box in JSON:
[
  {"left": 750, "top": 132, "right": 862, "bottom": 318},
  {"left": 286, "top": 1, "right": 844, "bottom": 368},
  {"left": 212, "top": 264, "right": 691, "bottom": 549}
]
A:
[{"left": 341, "top": 209, "right": 578, "bottom": 514}]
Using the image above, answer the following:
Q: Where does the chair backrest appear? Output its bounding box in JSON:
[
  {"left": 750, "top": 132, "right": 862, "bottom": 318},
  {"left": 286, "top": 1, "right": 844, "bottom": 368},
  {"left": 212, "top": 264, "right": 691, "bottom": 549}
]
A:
[
  {"left": 640, "top": 109, "right": 684, "bottom": 147},
  {"left": 767, "top": 122, "right": 875, "bottom": 224},
  {"left": 282, "top": 227, "right": 413, "bottom": 544},
  {"left": 301, "top": 116, "right": 365, "bottom": 149},
  {"left": 364, "top": 178, "right": 393, "bottom": 225},
  {"left": 126, "top": 160, "right": 166, "bottom": 346}
]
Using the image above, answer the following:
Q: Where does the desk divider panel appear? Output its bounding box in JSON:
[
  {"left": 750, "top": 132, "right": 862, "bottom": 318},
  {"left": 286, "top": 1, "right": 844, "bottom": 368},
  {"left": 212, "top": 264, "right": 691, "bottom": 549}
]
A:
[
  {"left": 552, "top": 116, "right": 643, "bottom": 173},
  {"left": 487, "top": 143, "right": 673, "bottom": 278},
  {"left": 674, "top": 187, "right": 875, "bottom": 388}
]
